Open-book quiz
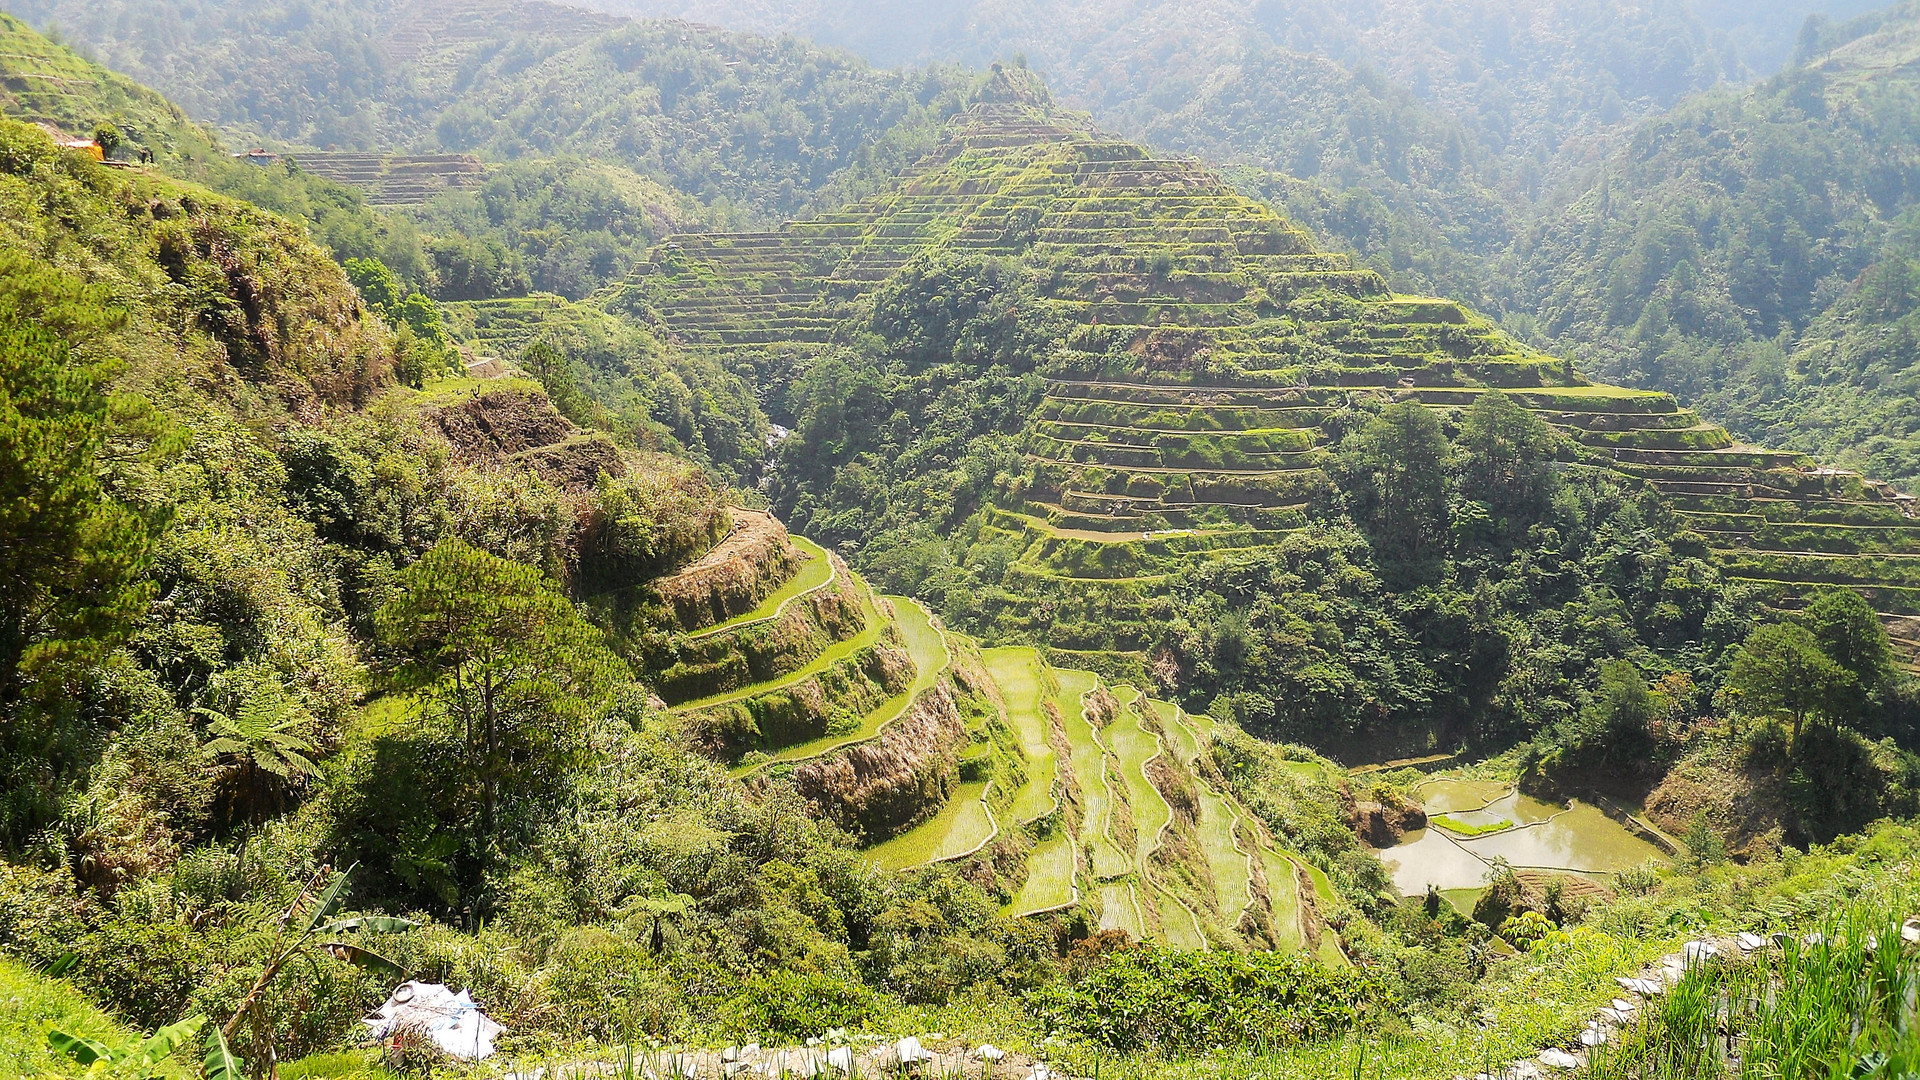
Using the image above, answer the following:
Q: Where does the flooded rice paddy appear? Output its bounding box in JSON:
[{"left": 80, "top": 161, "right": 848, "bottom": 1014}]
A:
[{"left": 1378, "top": 776, "right": 1669, "bottom": 897}]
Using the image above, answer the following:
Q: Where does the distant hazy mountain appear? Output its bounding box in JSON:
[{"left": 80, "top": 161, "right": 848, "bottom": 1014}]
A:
[
  {"left": 1510, "top": 0, "right": 1920, "bottom": 488},
  {"left": 594, "top": 0, "right": 1880, "bottom": 79}
]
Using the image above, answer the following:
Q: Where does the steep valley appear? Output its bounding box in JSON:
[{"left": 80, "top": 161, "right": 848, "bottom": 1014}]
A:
[{"left": 6, "top": 5, "right": 1920, "bottom": 1078}]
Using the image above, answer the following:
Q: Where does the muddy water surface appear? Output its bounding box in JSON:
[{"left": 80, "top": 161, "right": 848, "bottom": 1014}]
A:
[{"left": 1378, "top": 777, "right": 1669, "bottom": 897}]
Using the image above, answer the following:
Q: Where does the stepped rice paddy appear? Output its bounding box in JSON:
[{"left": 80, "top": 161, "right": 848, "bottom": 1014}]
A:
[
  {"left": 686, "top": 536, "right": 837, "bottom": 641},
  {"left": 729, "top": 595, "right": 951, "bottom": 776},
  {"left": 624, "top": 102, "right": 1920, "bottom": 667},
  {"left": 576, "top": 99, "right": 1920, "bottom": 960},
  {"left": 865, "top": 780, "right": 997, "bottom": 871},
  {"left": 670, "top": 577, "right": 889, "bottom": 717},
  {"left": 982, "top": 647, "right": 1062, "bottom": 823}
]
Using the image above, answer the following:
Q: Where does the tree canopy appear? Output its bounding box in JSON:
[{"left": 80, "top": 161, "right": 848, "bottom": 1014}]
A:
[
  {"left": 375, "top": 538, "right": 627, "bottom": 842},
  {"left": 0, "top": 259, "right": 148, "bottom": 717},
  {"left": 1727, "top": 622, "right": 1855, "bottom": 745},
  {"left": 1336, "top": 402, "right": 1452, "bottom": 579}
]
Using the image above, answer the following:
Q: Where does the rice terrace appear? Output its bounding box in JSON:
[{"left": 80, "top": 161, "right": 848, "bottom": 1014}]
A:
[{"left": 3, "top": 0, "right": 1920, "bottom": 1078}]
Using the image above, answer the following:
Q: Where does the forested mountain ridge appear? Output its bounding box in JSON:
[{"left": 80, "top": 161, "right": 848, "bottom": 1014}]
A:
[
  {"left": 10, "top": 5, "right": 1920, "bottom": 1080},
  {"left": 8, "top": 0, "right": 1767, "bottom": 314},
  {"left": 6, "top": 0, "right": 981, "bottom": 225},
  {"left": 578, "top": 0, "right": 1808, "bottom": 305},
  {"left": 1509, "top": 0, "right": 1920, "bottom": 491}
]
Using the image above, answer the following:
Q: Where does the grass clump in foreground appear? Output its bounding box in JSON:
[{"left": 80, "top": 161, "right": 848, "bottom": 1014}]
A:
[
  {"left": 1591, "top": 901, "right": 1920, "bottom": 1078},
  {"left": 0, "top": 955, "right": 150, "bottom": 1078}
]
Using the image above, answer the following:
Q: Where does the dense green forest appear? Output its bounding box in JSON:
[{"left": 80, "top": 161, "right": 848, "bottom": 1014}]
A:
[
  {"left": 1506, "top": 2, "right": 1920, "bottom": 491},
  {"left": 7, "top": 3, "right": 1920, "bottom": 1079},
  {"left": 11, "top": 0, "right": 977, "bottom": 221}
]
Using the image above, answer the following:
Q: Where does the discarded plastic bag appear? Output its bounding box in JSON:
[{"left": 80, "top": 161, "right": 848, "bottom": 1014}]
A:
[{"left": 364, "top": 981, "right": 502, "bottom": 1060}]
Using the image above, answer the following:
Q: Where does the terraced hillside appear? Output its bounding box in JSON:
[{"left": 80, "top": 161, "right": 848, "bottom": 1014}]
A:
[
  {"left": 293, "top": 152, "right": 486, "bottom": 206},
  {"left": 841, "top": 636, "right": 1343, "bottom": 955},
  {"left": 624, "top": 102, "right": 1920, "bottom": 669},
  {"left": 637, "top": 507, "right": 1338, "bottom": 954},
  {"left": 626, "top": 508, "right": 983, "bottom": 851},
  {"left": 377, "top": 0, "right": 624, "bottom": 65}
]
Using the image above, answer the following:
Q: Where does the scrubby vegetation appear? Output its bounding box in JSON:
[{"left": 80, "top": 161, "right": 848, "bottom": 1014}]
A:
[{"left": 11, "top": 7, "right": 1920, "bottom": 1080}]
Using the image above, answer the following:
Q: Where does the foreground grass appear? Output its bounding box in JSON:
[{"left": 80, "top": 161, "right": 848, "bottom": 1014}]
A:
[
  {"left": 23, "top": 827, "right": 1920, "bottom": 1080},
  {"left": 0, "top": 956, "right": 181, "bottom": 1078},
  {"left": 1590, "top": 903, "right": 1920, "bottom": 1078}
]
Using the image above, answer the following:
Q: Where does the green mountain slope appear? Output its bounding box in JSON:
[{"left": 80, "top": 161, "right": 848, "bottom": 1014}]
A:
[
  {"left": 13, "top": 0, "right": 1764, "bottom": 311},
  {"left": 0, "top": 11, "right": 428, "bottom": 279},
  {"left": 625, "top": 101, "right": 1920, "bottom": 761},
  {"left": 582, "top": 0, "right": 1758, "bottom": 302},
  {"left": 1512, "top": 0, "right": 1920, "bottom": 492},
  {"left": 11, "top": 20, "right": 1920, "bottom": 1080},
  {"left": 3, "top": 0, "right": 982, "bottom": 225}
]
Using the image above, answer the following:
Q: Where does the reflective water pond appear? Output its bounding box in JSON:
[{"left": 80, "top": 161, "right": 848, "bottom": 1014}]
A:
[
  {"left": 1378, "top": 778, "right": 1669, "bottom": 897},
  {"left": 1417, "top": 777, "right": 1509, "bottom": 814}
]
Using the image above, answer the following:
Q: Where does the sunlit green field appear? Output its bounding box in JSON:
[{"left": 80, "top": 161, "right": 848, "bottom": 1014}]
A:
[
  {"left": 1055, "top": 669, "right": 1130, "bottom": 879},
  {"left": 1006, "top": 834, "right": 1077, "bottom": 916},
  {"left": 982, "top": 647, "right": 1060, "bottom": 822},
  {"left": 864, "top": 780, "right": 996, "bottom": 871}
]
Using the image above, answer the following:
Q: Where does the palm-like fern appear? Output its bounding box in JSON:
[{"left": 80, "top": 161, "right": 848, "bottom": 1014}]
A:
[{"left": 195, "top": 670, "right": 320, "bottom": 823}]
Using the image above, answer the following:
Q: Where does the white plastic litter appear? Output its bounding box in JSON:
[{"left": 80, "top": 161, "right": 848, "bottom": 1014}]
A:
[
  {"left": 826, "top": 1047, "right": 855, "bottom": 1074},
  {"left": 1538, "top": 1049, "right": 1581, "bottom": 1069},
  {"left": 976, "top": 1045, "right": 1007, "bottom": 1062},
  {"left": 1737, "top": 932, "right": 1767, "bottom": 952},
  {"left": 894, "top": 1037, "right": 937, "bottom": 1066},
  {"left": 364, "top": 982, "right": 502, "bottom": 1061}
]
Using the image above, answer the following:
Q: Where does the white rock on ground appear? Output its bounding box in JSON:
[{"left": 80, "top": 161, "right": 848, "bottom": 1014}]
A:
[
  {"left": 976, "top": 1046, "right": 1006, "bottom": 1062},
  {"left": 1539, "top": 1048, "right": 1582, "bottom": 1069},
  {"left": 1737, "top": 932, "right": 1767, "bottom": 952}
]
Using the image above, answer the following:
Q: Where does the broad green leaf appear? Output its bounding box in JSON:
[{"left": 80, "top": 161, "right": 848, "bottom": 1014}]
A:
[
  {"left": 324, "top": 941, "right": 405, "bottom": 979},
  {"left": 134, "top": 1014, "right": 204, "bottom": 1066},
  {"left": 47, "top": 1028, "right": 116, "bottom": 1066},
  {"left": 203, "top": 1027, "right": 244, "bottom": 1080},
  {"left": 299, "top": 862, "right": 358, "bottom": 935}
]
